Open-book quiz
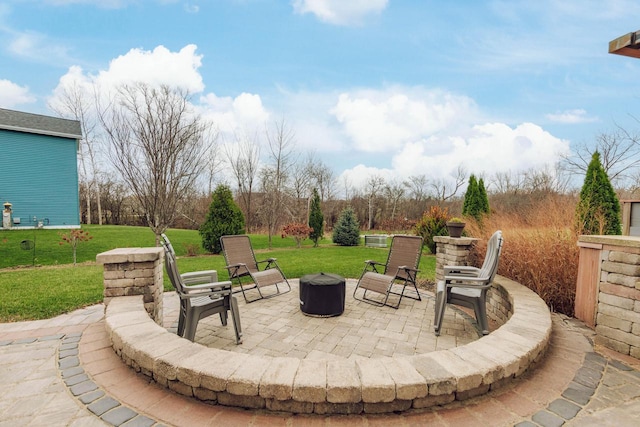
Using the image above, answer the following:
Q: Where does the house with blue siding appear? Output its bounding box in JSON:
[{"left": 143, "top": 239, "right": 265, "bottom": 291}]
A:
[{"left": 0, "top": 108, "right": 82, "bottom": 229}]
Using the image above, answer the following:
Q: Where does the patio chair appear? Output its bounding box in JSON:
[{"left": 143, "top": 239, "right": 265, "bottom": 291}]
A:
[
  {"left": 433, "top": 230, "right": 503, "bottom": 336},
  {"left": 220, "top": 234, "right": 291, "bottom": 303},
  {"left": 161, "top": 234, "right": 242, "bottom": 344},
  {"left": 353, "top": 235, "right": 423, "bottom": 309}
]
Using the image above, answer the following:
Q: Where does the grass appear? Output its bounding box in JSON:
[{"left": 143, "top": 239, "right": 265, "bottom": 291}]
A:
[{"left": 0, "top": 226, "right": 435, "bottom": 322}]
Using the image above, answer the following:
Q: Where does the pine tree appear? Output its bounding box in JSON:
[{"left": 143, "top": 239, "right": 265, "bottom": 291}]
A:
[
  {"left": 199, "top": 184, "right": 245, "bottom": 253},
  {"left": 462, "top": 175, "right": 484, "bottom": 221},
  {"left": 308, "top": 188, "right": 324, "bottom": 247},
  {"left": 576, "top": 152, "right": 621, "bottom": 235},
  {"left": 332, "top": 207, "right": 360, "bottom": 246},
  {"left": 478, "top": 177, "right": 490, "bottom": 215}
]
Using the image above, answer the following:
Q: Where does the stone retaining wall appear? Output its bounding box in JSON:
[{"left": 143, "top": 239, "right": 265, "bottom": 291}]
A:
[
  {"left": 577, "top": 235, "right": 640, "bottom": 359},
  {"left": 103, "top": 275, "right": 551, "bottom": 414}
]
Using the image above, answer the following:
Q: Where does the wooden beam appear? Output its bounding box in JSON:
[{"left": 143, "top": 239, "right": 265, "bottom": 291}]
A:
[{"left": 609, "top": 31, "right": 640, "bottom": 58}]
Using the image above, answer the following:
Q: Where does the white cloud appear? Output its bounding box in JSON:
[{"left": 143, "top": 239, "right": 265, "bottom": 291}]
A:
[
  {"left": 337, "top": 121, "right": 570, "bottom": 191},
  {"left": 292, "top": 0, "right": 388, "bottom": 26},
  {"left": 199, "top": 92, "right": 270, "bottom": 135},
  {"left": 546, "top": 109, "right": 598, "bottom": 124},
  {"left": 6, "top": 31, "right": 72, "bottom": 65},
  {"left": 415, "top": 122, "right": 567, "bottom": 178},
  {"left": 338, "top": 164, "right": 394, "bottom": 191},
  {"left": 184, "top": 3, "right": 199, "bottom": 13},
  {"left": 95, "top": 45, "right": 204, "bottom": 93},
  {"left": 0, "top": 79, "right": 36, "bottom": 108},
  {"left": 329, "top": 87, "right": 477, "bottom": 152}
]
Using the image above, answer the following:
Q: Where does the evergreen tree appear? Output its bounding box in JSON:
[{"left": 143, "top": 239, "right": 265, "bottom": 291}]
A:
[
  {"left": 478, "top": 177, "right": 490, "bottom": 215},
  {"left": 308, "top": 188, "right": 324, "bottom": 247},
  {"left": 332, "top": 207, "right": 360, "bottom": 246},
  {"left": 576, "top": 152, "right": 621, "bottom": 235},
  {"left": 199, "top": 184, "right": 245, "bottom": 254},
  {"left": 462, "top": 175, "right": 484, "bottom": 221}
]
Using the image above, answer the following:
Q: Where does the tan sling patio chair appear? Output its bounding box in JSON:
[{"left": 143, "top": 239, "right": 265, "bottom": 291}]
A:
[
  {"left": 161, "top": 234, "right": 242, "bottom": 344},
  {"left": 353, "top": 235, "right": 424, "bottom": 309},
  {"left": 433, "top": 230, "right": 503, "bottom": 336},
  {"left": 220, "top": 234, "right": 291, "bottom": 303}
]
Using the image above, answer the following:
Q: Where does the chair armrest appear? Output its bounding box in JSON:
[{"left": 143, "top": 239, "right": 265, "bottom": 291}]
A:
[
  {"left": 398, "top": 265, "right": 419, "bottom": 273},
  {"left": 179, "top": 281, "right": 233, "bottom": 299},
  {"left": 182, "top": 281, "right": 232, "bottom": 292},
  {"left": 444, "top": 265, "right": 480, "bottom": 276},
  {"left": 444, "top": 276, "right": 493, "bottom": 289},
  {"left": 257, "top": 258, "right": 277, "bottom": 264},
  {"left": 224, "top": 263, "right": 246, "bottom": 270},
  {"left": 181, "top": 270, "right": 218, "bottom": 285},
  {"left": 364, "top": 260, "right": 384, "bottom": 266}
]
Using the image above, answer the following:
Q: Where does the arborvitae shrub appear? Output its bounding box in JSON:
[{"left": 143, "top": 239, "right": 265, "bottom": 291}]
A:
[
  {"left": 199, "top": 184, "right": 245, "bottom": 254},
  {"left": 308, "top": 188, "right": 324, "bottom": 247},
  {"left": 576, "top": 152, "right": 621, "bottom": 235}
]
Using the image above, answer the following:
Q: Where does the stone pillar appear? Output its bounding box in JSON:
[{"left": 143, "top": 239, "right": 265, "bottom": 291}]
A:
[
  {"left": 433, "top": 236, "right": 478, "bottom": 281},
  {"left": 577, "top": 235, "right": 640, "bottom": 358},
  {"left": 97, "top": 247, "right": 164, "bottom": 325}
]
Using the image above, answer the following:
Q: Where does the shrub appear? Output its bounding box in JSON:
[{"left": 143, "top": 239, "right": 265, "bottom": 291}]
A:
[
  {"left": 575, "top": 151, "right": 621, "bottom": 235},
  {"left": 282, "top": 223, "right": 313, "bottom": 248},
  {"left": 58, "top": 229, "right": 93, "bottom": 266},
  {"left": 308, "top": 188, "right": 324, "bottom": 247},
  {"left": 332, "top": 207, "right": 360, "bottom": 246},
  {"left": 463, "top": 175, "right": 489, "bottom": 221},
  {"left": 199, "top": 184, "right": 245, "bottom": 254},
  {"left": 414, "top": 206, "right": 449, "bottom": 254}
]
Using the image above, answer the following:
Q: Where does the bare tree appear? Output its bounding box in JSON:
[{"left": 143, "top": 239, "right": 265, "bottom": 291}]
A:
[
  {"left": 365, "top": 175, "right": 385, "bottom": 230},
  {"left": 203, "top": 128, "right": 223, "bottom": 195},
  {"left": 260, "top": 119, "right": 296, "bottom": 248},
  {"left": 404, "top": 174, "right": 429, "bottom": 203},
  {"left": 49, "top": 80, "right": 104, "bottom": 224},
  {"left": 431, "top": 165, "right": 467, "bottom": 203},
  {"left": 384, "top": 179, "right": 405, "bottom": 220},
  {"left": 288, "top": 155, "right": 314, "bottom": 222},
  {"left": 226, "top": 131, "right": 260, "bottom": 232},
  {"left": 99, "top": 83, "right": 209, "bottom": 244},
  {"left": 309, "top": 158, "right": 335, "bottom": 202},
  {"left": 563, "top": 128, "right": 640, "bottom": 187}
]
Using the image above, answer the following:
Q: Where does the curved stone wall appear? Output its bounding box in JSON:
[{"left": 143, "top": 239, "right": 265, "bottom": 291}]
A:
[{"left": 104, "top": 275, "right": 551, "bottom": 414}]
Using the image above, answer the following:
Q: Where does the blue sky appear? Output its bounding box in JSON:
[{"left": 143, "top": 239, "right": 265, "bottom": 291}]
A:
[{"left": 2, "top": 0, "right": 640, "bottom": 193}]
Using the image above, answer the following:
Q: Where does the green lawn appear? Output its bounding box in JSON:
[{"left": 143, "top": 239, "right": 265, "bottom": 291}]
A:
[{"left": 0, "top": 226, "right": 435, "bottom": 322}]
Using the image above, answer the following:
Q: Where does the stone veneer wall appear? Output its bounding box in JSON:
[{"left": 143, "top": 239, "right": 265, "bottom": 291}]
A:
[
  {"left": 577, "top": 235, "right": 640, "bottom": 358},
  {"left": 433, "top": 236, "right": 478, "bottom": 281},
  {"left": 96, "top": 247, "right": 164, "bottom": 325}
]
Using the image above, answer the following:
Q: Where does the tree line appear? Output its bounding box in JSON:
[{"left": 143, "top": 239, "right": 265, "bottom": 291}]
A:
[{"left": 53, "top": 83, "right": 638, "bottom": 244}]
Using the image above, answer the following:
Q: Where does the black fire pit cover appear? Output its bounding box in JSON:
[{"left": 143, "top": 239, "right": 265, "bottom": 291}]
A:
[{"left": 299, "top": 272, "right": 345, "bottom": 317}]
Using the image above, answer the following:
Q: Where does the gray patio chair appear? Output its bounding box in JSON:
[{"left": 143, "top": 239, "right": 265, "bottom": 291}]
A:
[
  {"left": 220, "top": 234, "right": 291, "bottom": 303},
  {"left": 161, "top": 234, "right": 242, "bottom": 343},
  {"left": 353, "top": 235, "right": 423, "bottom": 309},
  {"left": 433, "top": 230, "right": 503, "bottom": 336}
]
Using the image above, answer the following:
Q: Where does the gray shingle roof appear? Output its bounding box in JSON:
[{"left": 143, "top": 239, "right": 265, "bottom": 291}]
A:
[{"left": 0, "top": 108, "right": 82, "bottom": 139}]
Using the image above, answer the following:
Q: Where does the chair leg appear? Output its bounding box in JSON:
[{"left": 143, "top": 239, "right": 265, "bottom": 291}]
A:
[
  {"left": 474, "top": 299, "right": 489, "bottom": 335},
  {"left": 183, "top": 316, "right": 198, "bottom": 342},
  {"left": 219, "top": 310, "right": 228, "bottom": 326},
  {"left": 229, "top": 296, "right": 243, "bottom": 344},
  {"left": 433, "top": 281, "right": 447, "bottom": 336},
  {"left": 177, "top": 302, "right": 186, "bottom": 337}
]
